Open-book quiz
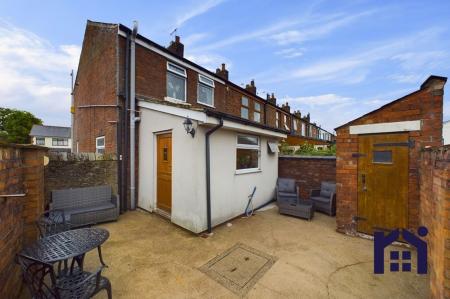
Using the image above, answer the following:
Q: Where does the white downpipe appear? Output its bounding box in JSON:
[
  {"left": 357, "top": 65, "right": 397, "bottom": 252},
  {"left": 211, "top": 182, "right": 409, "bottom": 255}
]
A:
[{"left": 130, "top": 21, "right": 138, "bottom": 210}]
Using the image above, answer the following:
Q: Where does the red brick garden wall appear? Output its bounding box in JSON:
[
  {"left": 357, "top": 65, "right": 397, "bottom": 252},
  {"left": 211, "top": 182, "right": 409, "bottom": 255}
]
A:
[
  {"left": 0, "top": 145, "right": 46, "bottom": 298},
  {"left": 278, "top": 155, "right": 336, "bottom": 200},
  {"left": 335, "top": 78, "right": 445, "bottom": 233},
  {"left": 419, "top": 146, "right": 450, "bottom": 298}
]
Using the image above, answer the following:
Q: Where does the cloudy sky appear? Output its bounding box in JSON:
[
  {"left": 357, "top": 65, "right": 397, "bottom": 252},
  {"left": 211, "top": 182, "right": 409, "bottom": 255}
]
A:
[{"left": 0, "top": 0, "right": 449, "bottom": 132}]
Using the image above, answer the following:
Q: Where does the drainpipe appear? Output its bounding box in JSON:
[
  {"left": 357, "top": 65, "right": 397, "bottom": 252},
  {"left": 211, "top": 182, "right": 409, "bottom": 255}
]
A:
[
  {"left": 205, "top": 118, "right": 223, "bottom": 233},
  {"left": 121, "top": 31, "right": 130, "bottom": 212},
  {"left": 130, "top": 21, "right": 138, "bottom": 210}
]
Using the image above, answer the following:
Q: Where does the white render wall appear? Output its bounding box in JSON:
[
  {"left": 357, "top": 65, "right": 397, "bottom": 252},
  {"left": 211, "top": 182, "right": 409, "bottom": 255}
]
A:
[
  {"left": 138, "top": 108, "right": 279, "bottom": 233},
  {"left": 32, "top": 136, "right": 72, "bottom": 150},
  {"left": 444, "top": 121, "right": 450, "bottom": 145}
]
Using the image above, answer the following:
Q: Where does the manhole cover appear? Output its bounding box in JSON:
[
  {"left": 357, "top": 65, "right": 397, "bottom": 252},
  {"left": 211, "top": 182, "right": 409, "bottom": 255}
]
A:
[{"left": 199, "top": 243, "right": 276, "bottom": 296}]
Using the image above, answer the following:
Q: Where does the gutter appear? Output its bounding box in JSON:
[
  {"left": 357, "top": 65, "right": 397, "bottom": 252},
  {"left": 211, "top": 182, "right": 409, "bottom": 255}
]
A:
[{"left": 205, "top": 118, "right": 223, "bottom": 234}]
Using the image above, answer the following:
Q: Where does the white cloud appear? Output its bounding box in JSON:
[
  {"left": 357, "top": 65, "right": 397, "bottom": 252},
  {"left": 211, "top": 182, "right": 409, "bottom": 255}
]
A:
[
  {"left": 0, "top": 21, "right": 80, "bottom": 126},
  {"left": 185, "top": 53, "right": 231, "bottom": 71},
  {"left": 275, "top": 48, "right": 304, "bottom": 59},
  {"left": 175, "top": 0, "right": 226, "bottom": 28},
  {"left": 284, "top": 94, "right": 352, "bottom": 106},
  {"left": 270, "top": 10, "right": 374, "bottom": 46},
  {"left": 182, "top": 33, "right": 209, "bottom": 47}
]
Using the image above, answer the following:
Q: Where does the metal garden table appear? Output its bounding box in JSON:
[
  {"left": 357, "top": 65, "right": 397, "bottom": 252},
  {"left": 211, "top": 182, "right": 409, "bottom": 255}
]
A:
[{"left": 20, "top": 227, "right": 109, "bottom": 266}]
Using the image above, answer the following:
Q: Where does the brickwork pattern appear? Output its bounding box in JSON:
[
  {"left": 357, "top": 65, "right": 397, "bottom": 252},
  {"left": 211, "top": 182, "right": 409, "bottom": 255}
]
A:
[
  {"left": 419, "top": 146, "right": 450, "bottom": 298},
  {"left": 335, "top": 86, "right": 444, "bottom": 233},
  {"left": 278, "top": 156, "right": 336, "bottom": 200},
  {"left": 0, "top": 145, "right": 46, "bottom": 298}
]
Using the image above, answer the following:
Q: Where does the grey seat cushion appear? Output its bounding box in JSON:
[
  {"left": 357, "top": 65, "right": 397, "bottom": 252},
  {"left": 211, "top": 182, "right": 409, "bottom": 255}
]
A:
[
  {"left": 277, "top": 178, "right": 296, "bottom": 193},
  {"left": 278, "top": 191, "right": 297, "bottom": 198},
  {"left": 64, "top": 202, "right": 116, "bottom": 217},
  {"left": 311, "top": 196, "right": 330, "bottom": 204}
]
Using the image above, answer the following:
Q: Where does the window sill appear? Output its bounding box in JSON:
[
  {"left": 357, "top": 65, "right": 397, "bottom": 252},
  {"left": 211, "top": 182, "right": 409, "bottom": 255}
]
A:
[
  {"left": 164, "top": 97, "right": 190, "bottom": 105},
  {"left": 197, "top": 100, "right": 215, "bottom": 108},
  {"left": 235, "top": 168, "right": 262, "bottom": 175}
]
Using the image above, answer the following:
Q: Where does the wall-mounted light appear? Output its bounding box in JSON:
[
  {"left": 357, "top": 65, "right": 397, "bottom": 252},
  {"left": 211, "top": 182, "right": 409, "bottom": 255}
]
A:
[{"left": 183, "top": 117, "right": 195, "bottom": 138}]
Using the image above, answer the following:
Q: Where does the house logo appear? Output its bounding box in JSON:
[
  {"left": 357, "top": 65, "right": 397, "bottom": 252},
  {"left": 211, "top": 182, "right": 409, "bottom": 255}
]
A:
[{"left": 374, "top": 226, "right": 428, "bottom": 274}]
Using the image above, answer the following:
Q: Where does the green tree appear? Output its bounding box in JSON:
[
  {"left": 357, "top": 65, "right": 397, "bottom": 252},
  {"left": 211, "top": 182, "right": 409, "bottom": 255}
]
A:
[{"left": 0, "top": 108, "right": 42, "bottom": 144}]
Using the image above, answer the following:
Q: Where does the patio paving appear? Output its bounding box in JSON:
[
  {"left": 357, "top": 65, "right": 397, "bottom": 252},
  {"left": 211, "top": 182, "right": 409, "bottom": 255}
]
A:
[{"left": 84, "top": 206, "right": 428, "bottom": 298}]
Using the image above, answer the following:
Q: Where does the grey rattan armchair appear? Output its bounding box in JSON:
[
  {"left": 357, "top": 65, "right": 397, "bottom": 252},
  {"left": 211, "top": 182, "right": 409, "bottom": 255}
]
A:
[
  {"left": 275, "top": 178, "right": 300, "bottom": 205},
  {"left": 309, "top": 182, "right": 336, "bottom": 216}
]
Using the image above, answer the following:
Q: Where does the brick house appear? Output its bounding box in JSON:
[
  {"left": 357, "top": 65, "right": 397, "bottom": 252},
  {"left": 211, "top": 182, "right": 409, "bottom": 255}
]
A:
[
  {"left": 72, "top": 20, "right": 333, "bottom": 233},
  {"left": 334, "top": 75, "right": 446, "bottom": 235}
]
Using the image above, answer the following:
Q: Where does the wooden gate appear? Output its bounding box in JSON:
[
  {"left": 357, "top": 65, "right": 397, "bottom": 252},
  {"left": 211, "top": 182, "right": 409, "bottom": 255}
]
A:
[{"left": 357, "top": 133, "right": 409, "bottom": 234}]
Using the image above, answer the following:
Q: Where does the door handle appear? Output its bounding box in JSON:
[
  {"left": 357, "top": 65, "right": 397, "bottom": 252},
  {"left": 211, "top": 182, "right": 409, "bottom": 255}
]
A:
[{"left": 361, "top": 174, "right": 367, "bottom": 191}]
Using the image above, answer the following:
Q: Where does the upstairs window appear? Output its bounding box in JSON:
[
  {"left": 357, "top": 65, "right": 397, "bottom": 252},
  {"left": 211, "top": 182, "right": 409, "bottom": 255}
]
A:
[
  {"left": 96, "top": 136, "right": 105, "bottom": 154},
  {"left": 301, "top": 123, "right": 305, "bottom": 136},
  {"left": 36, "top": 137, "right": 45, "bottom": 146},
  {"left": 52, "top": 138, "right": 68, "bottom": 146},
  {"left": 197, "top": 74, "right": 214, "bottom": 106},
  {"left": 276, "top": 112, "right": 279, "bottom": 128},
  {"left": 236, "top": 135, "right": 260, "bottom": 173},
  {"left": 293, "top": 119, "right": 297, "bottom": 131},
  {"left": 284, "top": 115, "right": 289, "bottom": 130},
  {"left": 241, "top": 97, "right": 249, "bottom": 119},
  {"left": 254, "top": 102, "right": 261, "bottom": 123},
  {"left": 167, "top": 62, "right": 186, "bottom": 102}
]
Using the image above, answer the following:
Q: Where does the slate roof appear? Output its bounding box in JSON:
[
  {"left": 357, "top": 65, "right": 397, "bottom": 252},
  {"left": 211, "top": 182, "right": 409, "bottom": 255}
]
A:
[{"left": 30, "top": 125, "right": 71, "bottom": 138}]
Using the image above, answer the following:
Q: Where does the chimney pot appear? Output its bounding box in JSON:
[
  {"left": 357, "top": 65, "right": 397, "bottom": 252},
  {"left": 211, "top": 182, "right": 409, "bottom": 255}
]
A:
[
  {"left": 167, "top": 35, "right": 184, "bottom": 57},
  {"left": 215, "top": 63, "right": 229, "bottom": 80},
  {"left": 245, "top": 80, "right": 257, "bottom": 94},
  {"left": 267, "top": 93, "right": 277, "bottom": 105}
]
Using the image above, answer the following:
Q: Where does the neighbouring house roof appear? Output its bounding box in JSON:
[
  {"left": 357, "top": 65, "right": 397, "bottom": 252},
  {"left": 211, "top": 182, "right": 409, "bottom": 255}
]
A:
[
  {"left": 334, "top": 75, "right": 448, "bottom": 131},
  {"left": 30, "top": 125, "right": 71, "bottom": 138}
]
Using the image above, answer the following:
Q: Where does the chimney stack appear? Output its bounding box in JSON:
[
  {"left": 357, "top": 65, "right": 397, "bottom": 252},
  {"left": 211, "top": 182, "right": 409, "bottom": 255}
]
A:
[
  {"left": 293, "top": 110, "right": 301, "bottom": 118},
  {"left": 267, "top": 93, "right": 277, "bottom": 105},
  {"left": 245, "top": 80, "right": 256, "bottom": 94},
  {"left": 215, "top": 63, "right": 229, "bottom": 80},
  {"left": 281, "top": 102, "right": 291, "bottom": 113},
  {"left": 302, "top": 113, "right": 310, "bottom": 122},
  {"left": 167, "top": 35, "right": 184, "bottom": 57}
]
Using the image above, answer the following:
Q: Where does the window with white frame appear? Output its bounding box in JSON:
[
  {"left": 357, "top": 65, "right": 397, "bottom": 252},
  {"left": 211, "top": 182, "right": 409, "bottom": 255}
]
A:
[
  {"left": 241, "top": 97, "right": 249, "bottom": 119},
  {"left": 254, "top": 102, "right": 261, "bottom": 123},
  {"left": 197, "top": 74, "right": 214, "bottom": 106},
  {"left": 96, "top": 136, "right": 105, "bottom": 154},
  {"left": 293, "top": 119, "right": 297, "bottom": 131},
  {"left": 36, "top": 137, "right": 45, "bottom": 145},
  {"left": 52, "top": 138, "right": 68, "bottom": 146},
  {"left": 276, "top": 112, "right": 279, "bottom": 128},
  {"left": 236, "top": 135, "right": 260, "bottom": 172},
  {"left": 301, "top": 123, "right": 305, "bottom": 136},
  {"left": 166, "top": 62, "right": 186, "bottom": 101},
  {"left": 284, "top": 115, "right": 289, "bottom": 130}
]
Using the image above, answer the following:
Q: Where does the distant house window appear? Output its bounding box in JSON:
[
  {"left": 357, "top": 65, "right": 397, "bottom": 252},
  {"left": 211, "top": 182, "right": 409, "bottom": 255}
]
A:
[
  {"left": 284, "top": 115, "right": 289, "bottom": 130},
  {"left": 52, "top": 138, "right": 68, "bottom": 146},
  {"left": 241, "top": 97, "right": 249, "bottom": 119},
  {"left": 166, "top": 62, "right": 186, "bottom": 102},
  {"left": 254, "top": 102, "right": 261, "bottom": 123},
  {"left": 197, "top": 74, "right": 214, "bottom": 106},
  {"left": 301, "top": 123, "right": 305, "bottom": 136},
  {"left": 293, "top": 119, "right": 297, "bottom": 131},
  {"left": 96, "top": 136, "right": 105, "bottom": 154},
  {"left": 36, "top": 137, "right": 45, "bottom": 145},
  {"left": 236, "top": 135, "right": 260, "bottom": 172},
  {"left": 276, "top": 112, "right": 279, "bottom": 128}
]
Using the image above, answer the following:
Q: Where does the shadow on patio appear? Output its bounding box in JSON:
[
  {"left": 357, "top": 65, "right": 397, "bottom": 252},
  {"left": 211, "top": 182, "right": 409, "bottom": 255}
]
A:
[{"left": 86, "top": 207, "right": 428, "bottom": 298}]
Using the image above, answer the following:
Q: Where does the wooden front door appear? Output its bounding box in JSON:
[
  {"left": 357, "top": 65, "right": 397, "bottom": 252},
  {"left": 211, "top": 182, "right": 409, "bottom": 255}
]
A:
[
  {"left": 357, "top": 133, "right": 409, "bottom": 235},
  {"left": 156, "top": 133, "right": 172, "bottom": 213}
]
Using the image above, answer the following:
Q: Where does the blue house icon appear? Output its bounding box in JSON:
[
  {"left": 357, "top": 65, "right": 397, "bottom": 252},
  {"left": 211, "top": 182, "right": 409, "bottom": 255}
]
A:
[{"left": 374, "top": 226, "right": 428, "bottom": 274}]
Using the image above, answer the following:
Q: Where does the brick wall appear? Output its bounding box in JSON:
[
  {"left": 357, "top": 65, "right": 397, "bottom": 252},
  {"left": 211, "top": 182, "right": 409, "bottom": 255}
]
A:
[
  {"left": 0, "top": 144, "right": 46, "bottom": 298},
  {"left": 278, "top": 155, "right": 336, "bottom": 200},
  {"left": 44, "top": 152, "right": 118, "bottom": 207},
  {"left": 73, "top": 21, "right": 119, "bottom": 154},
  {"left": 419, "top": 146, "right": 450, "bottom": 298},
  {"left": 335, "top": 77, "right": 445, "bottom": 233}
]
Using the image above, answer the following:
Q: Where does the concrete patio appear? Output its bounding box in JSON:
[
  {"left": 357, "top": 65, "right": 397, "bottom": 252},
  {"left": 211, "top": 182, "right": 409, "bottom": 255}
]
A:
[{"left": 85, "top": 207, "right": 428, "bottom": 298}]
